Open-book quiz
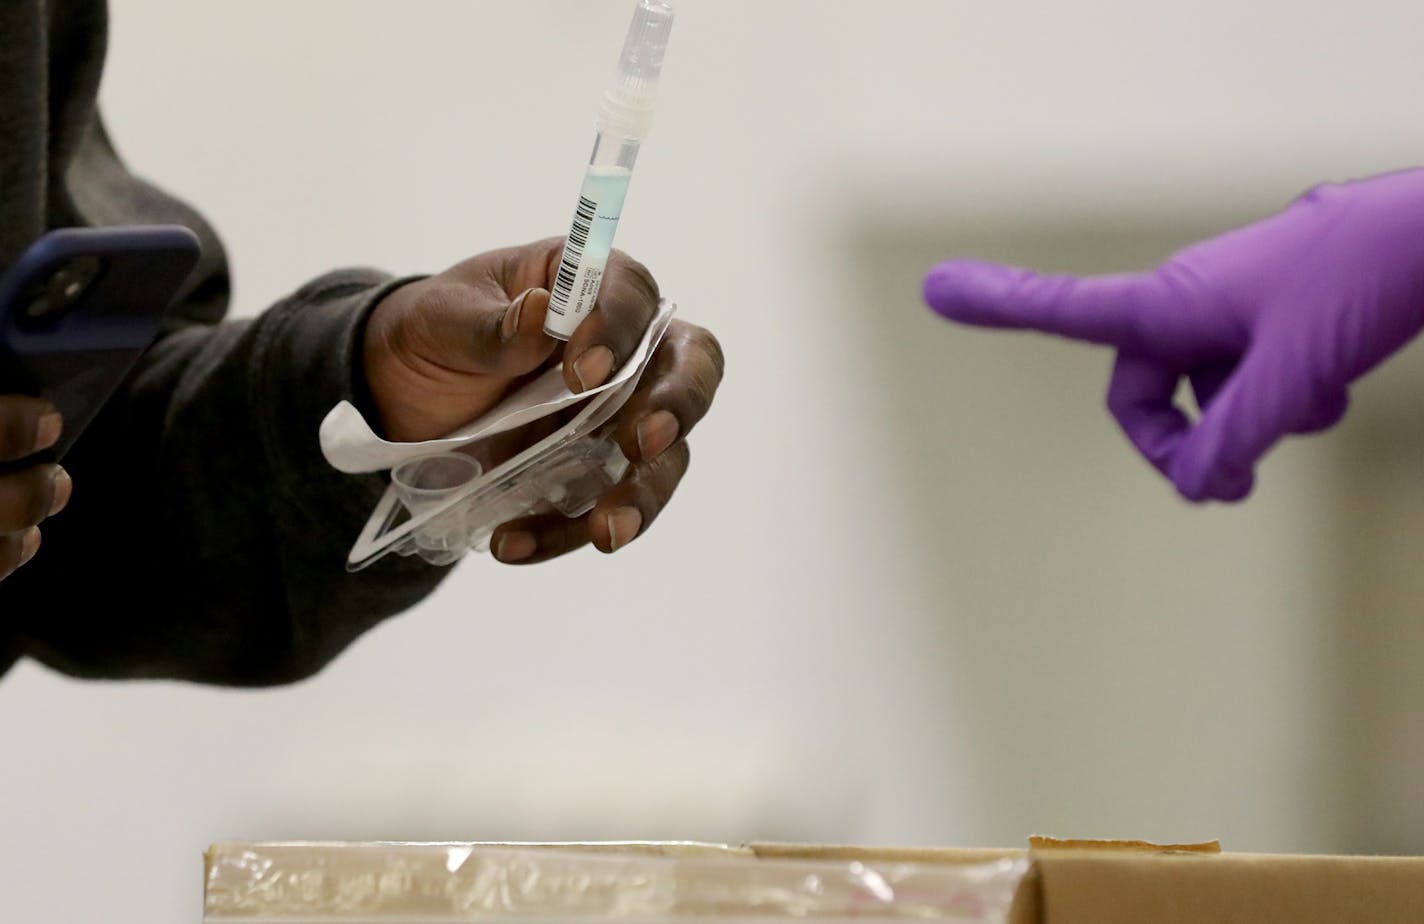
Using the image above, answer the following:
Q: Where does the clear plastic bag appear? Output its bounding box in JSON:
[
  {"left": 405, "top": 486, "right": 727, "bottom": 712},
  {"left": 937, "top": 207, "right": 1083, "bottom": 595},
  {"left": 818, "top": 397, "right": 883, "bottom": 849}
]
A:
[
  {"left": 204, "top": 842, "right": 1031, "bottom": 924},
  {"left": 338, "top": 301, "right": 675, "bottom": 572}
]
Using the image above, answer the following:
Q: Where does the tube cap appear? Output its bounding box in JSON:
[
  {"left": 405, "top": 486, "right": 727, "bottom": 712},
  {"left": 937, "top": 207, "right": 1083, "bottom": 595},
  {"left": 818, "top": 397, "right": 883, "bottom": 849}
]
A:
[{"left": 597, "top": 0, "right": 676, "bottom": 141}]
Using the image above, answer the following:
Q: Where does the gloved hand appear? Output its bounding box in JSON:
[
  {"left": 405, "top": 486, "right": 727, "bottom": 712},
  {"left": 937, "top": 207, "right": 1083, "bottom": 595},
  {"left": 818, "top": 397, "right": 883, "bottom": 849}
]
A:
[{"left": 923, "top": 169, "right": 1424, "bottom": 503}]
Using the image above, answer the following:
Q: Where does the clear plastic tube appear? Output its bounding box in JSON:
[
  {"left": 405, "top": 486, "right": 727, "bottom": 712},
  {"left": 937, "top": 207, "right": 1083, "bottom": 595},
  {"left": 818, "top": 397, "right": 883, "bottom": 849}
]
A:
[{"left": 544, "top": 1, "right": 676, "bottom": 341}]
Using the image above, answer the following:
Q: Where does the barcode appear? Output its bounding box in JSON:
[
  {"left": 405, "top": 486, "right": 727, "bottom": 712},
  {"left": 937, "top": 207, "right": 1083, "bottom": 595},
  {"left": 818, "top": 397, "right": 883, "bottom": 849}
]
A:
[{"left": 548, "top": 195, "right": 598, "bottom": 316}]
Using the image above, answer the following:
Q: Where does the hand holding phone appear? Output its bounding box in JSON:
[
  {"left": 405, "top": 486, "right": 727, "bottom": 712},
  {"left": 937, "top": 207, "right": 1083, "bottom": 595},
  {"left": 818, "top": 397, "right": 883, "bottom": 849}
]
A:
[
  {"left": 0, "top": 225, "right": 200, "bottom": 582},
  {"left": 0, "top": 395, "right": 70, "bottom": 579}
]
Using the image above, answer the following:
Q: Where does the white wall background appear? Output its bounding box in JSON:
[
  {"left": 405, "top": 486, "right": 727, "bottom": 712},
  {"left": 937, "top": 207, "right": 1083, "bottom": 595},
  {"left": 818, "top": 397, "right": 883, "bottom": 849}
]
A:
[{"left": 4, "top": 2, "right": 1424, "bottom": 921}]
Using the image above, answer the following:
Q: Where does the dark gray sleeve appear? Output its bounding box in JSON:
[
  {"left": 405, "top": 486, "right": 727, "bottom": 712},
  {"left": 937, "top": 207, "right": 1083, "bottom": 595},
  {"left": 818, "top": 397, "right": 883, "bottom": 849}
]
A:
[{"left": 3, "top": 269, "right": 453, "bottom": 686}]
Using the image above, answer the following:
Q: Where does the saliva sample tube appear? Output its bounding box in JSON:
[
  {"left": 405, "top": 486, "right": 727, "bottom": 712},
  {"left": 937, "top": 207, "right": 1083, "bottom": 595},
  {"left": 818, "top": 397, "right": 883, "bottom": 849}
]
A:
[{"left": 544, "top": 0, "right": 676, "bottom": 341}]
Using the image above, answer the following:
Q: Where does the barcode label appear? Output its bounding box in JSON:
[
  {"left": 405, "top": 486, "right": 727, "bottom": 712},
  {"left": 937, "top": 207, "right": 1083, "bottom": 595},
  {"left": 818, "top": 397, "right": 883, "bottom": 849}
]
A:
[
  {"left": 548, "top": 195, "right": 598, "bottom": 317},
  {"left": 544, "top": 168, "right": 632, "bottom": 338}
]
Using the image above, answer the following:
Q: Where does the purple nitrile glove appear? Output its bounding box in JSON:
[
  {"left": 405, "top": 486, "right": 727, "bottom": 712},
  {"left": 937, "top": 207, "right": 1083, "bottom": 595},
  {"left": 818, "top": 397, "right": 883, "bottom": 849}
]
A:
[{"left": 923, "top": 169, "right": 1424, "bottom": 503}]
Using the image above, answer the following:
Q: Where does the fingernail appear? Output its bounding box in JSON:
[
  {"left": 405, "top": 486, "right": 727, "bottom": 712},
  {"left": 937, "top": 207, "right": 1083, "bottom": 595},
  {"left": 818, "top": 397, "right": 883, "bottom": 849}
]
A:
[
  {"left": 606, "top": 507, "right": 643, "bottom": 553},
  {"left": 496, "top": 531, "right": 538, "bottom": 563},
  {"left": 49, "top": 468, "right": 72, "bottom": 517},
  {"left": 574, "top": 346, "right": 616, "bottom": 392},
  {"left": 503, "top": 289, "right": 534, "bottom": 341},
  {"left": 19, "top": 528, "right": 41, "bottom": 567},
  {"left": 636, "top": 411, "right": 680, "bottom": 461},
  {"left": 36, "top": 411, "right": 62, "bottom": 452}
]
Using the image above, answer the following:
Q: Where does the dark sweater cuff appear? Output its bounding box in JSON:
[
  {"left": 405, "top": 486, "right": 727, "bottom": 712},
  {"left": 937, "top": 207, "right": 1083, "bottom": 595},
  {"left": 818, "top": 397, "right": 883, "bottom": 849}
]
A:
[{"left": 253, "top": 269, "right": 423, "bottom": 516}]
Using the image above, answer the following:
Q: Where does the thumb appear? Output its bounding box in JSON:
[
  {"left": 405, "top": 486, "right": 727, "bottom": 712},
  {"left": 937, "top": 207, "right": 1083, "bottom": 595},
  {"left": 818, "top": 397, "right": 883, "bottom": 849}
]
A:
[
  {"left": 415, "top": 282, "right": 557, "bottom": 379},
  {"left": 1168, "top": 336, "right": 1348, "bottom": 503},
  {"left": 924, "top": 260, "right": 1167, "bottom": 352}
]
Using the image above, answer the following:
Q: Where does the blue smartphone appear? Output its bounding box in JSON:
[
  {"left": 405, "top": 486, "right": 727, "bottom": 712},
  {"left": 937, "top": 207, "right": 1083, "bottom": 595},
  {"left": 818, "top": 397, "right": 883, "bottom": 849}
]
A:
[{"left": 0, "top": 225, "right": 202, "bottom": 463}]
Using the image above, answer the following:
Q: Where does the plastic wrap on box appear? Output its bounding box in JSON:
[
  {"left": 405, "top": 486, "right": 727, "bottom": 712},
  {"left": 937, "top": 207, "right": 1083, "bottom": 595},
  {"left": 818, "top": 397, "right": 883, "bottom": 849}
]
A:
[{"left": 204, "top": 843, "right": 1031, "bottom": 924}]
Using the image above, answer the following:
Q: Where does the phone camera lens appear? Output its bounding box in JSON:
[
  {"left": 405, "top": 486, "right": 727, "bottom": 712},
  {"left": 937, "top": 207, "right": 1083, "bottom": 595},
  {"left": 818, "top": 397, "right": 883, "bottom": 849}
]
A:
[
  {"left": 24, "top": 298, "right": 54, "bottom": 319},
  {"left": 14, "top": 256, "right": 104, "bottom": 330}
]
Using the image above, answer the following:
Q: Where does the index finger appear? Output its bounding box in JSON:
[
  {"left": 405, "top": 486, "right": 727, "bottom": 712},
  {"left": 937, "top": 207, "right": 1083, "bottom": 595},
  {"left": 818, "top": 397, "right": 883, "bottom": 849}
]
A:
[
  {"left": 560, "top": 250, "right": 660, "bottom": 393},
  {"left": 924, "top": 260, "right": 1162, "bottom": 351},
  {"left": 612, "top": 321, "right": 724, "bottom": 464}
]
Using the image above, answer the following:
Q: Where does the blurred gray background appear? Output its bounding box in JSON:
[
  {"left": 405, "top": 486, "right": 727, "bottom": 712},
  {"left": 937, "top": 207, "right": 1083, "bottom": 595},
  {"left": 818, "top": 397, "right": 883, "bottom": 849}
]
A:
[{"left": 2, "top": 1, "right": 1423, "bottom": 920}]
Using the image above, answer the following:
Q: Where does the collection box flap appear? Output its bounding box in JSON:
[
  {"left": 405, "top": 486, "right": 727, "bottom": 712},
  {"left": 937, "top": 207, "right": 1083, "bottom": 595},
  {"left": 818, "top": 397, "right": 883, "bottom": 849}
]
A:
[{"left": 1033, "top": 851, "right": 1424, "bottom": 924}]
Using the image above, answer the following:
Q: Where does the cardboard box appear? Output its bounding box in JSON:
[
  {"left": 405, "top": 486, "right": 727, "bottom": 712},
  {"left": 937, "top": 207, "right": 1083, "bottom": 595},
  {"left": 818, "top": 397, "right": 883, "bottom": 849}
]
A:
[
  {"left": 204, "top": 840, "right": 1424, "bottom": 924},
  {"left": 756, "top": 843, "right": 1424, "bottom": 924}
]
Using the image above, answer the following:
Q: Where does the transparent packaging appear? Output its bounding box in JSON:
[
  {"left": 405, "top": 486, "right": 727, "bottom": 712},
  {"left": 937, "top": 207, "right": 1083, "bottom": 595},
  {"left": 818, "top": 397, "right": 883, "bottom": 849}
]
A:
[
  {"left": 344, "top": 302, "right": 675, "bottom": 572},
  {"left": 204, "top": 842, "right": 1032, "bottom": 924}
]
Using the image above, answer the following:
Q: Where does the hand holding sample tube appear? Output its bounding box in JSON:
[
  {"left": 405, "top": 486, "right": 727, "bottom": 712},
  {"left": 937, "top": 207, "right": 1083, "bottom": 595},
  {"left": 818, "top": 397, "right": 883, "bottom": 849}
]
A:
[
  {"left": 924, "top": 169, "right": 1424, "bottom": 503},
  {"left": 362, "top": 242, "right": 723, "bottom": 563},
  {"left": 362, "top": 1, "right": 721, "bottom": 563}
]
